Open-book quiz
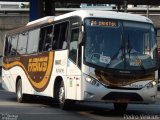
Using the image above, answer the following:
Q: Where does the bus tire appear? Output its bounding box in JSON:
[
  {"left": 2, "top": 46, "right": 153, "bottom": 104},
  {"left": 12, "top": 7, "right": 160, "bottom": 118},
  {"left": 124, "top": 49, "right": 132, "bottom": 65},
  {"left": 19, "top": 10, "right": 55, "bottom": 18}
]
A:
[
  {"left": 114, "top": 103, "right": 128, "bottom": 113},
  {"left": 16, "top": 79, "right": 26, "bottom": 103},
  {"left": 58, "top": 80, "right": 72, "bottom": 110}
]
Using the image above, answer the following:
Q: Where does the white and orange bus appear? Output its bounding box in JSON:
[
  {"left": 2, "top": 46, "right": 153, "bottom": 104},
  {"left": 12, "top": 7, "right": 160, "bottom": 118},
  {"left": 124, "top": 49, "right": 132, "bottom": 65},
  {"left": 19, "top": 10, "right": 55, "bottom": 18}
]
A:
[{"left": 2, "top": 10, "right": 158, "bottom": 111}]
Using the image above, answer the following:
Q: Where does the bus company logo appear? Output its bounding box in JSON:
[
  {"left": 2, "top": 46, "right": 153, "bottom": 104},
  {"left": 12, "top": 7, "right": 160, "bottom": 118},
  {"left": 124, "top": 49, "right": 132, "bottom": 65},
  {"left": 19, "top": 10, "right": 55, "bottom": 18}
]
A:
[{"left": 28, "top": 57, "right": 48, "bottom": 72}]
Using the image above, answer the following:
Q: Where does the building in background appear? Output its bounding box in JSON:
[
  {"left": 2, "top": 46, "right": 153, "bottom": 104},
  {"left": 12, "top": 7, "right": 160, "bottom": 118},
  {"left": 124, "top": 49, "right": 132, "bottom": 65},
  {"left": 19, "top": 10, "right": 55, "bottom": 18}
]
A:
[{"left": 0, "top": 2, "right": 29, "bottom": 9}]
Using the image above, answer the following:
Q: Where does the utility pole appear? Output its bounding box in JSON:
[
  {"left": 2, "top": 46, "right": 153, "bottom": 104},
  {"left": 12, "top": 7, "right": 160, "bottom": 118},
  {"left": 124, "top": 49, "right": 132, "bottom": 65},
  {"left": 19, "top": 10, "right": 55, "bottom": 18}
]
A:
[
  {"left": 29, "top": 0, "right": 43, "bottom": 21},
  {"left": 124, "top": 0, "right": 128, "bottom": 13},
  {"left": 116, "top": 0, "right": 121, "bottom": 12},
  {"left": 45, "top": 0, "right": 55, "bottom": 16},
  {"left": 147, "top": 5, "right": 149, "bottom": 18}
]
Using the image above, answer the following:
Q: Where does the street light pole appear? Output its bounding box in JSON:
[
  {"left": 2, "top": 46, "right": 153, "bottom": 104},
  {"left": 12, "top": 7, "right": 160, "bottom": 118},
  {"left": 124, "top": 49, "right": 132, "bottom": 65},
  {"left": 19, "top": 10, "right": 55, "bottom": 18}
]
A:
[
  {"left": 124, "top": 0, "right": 127, "bottom": 13},
  {"left": 147, "top": 5, "right": 149, "bottom": 18}
]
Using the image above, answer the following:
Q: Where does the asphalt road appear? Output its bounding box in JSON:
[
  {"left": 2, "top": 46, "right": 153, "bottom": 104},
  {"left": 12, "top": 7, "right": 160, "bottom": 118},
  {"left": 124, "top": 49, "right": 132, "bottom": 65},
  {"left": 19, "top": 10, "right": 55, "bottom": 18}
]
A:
[{"left": 0, "top": 79, "right": 160, "bottom": 120}]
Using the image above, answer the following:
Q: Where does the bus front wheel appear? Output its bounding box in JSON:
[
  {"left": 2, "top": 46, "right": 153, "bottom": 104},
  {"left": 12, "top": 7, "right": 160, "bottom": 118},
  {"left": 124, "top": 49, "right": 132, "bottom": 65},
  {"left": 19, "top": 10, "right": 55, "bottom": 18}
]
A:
[
  {"left": 58, "top": 81, "right": 73, "bottom": 110},
  {"left": 16, "top": 79, "right": 26, "bottom": 103}
]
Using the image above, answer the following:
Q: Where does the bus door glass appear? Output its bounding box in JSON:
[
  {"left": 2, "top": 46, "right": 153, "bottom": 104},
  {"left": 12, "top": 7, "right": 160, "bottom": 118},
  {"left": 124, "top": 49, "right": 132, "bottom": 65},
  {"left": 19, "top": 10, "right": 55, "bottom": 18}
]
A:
[
  {"left": 69, "top": 17, "right": 82, "bottom": 65},
  {"left": 69, "top": 28, "right": 79, "bottom": 63}
]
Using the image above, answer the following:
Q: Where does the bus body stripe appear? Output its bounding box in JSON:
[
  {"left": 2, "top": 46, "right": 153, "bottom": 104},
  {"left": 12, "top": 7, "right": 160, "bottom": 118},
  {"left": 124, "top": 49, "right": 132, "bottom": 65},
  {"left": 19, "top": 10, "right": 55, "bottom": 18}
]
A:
[{"left": 3, "top": 52, "right": 54, "bottom": 92}]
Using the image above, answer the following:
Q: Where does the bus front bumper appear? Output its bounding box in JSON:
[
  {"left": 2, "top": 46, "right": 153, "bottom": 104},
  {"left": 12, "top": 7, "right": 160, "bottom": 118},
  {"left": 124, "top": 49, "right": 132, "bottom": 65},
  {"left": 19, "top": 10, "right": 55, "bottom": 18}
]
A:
[{"left": 83, "top": 81, "right": 157, "bottom": 104}]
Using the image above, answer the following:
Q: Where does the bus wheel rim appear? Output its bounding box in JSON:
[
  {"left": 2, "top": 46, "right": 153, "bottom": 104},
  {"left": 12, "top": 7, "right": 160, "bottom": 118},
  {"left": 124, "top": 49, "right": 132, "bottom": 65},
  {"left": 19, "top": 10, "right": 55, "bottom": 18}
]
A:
[
  {"left": 17, "top": 84, "right": 22, "bottom": 99},
  {"left": 59, "top": 86, "right": 64, "bottom": 104}
]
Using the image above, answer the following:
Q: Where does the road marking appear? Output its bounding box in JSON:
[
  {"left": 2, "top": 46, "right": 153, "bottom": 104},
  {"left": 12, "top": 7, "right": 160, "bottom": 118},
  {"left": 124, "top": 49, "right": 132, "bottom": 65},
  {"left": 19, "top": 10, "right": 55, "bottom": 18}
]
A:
[
  {"left": 0, "top": 90, "right": 9, "bottom": 92},
  {"left": 0, "top": 101, "right": 48, "bottom": 107},
  {"left": 78, "top": 111, "right": 121, "bottom": 120},
  {"left": 23, "top": 113, "right": 67, "bottom": 115}
]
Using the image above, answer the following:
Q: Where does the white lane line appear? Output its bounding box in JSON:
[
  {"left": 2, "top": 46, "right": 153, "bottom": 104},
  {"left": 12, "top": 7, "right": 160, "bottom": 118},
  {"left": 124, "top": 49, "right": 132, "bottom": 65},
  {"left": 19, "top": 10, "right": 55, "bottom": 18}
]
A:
[
  {"left": 0, "top": 90, "right": 5, "bottom": 92},
  {"left": 0, "top": 113, "right": 67, "bottom": 115},
  {"left": 0, "top": 102, "right": 48, "bottom": 107},
  {"left": 23, "top": 113, "right": 67, "bottom": 115}
]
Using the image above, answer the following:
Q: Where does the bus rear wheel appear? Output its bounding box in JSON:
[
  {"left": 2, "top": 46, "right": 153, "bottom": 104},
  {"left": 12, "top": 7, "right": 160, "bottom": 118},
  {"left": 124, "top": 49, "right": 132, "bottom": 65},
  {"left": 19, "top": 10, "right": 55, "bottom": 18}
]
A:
[
  {"left": 114, "top": 103, "right": 128, "bottom": 113},
  {"left": 16, "top": 79, "right": 26, "bottom": 103},
  {"left": 58, "top": 81, "right": 73, "bottom": 110}
]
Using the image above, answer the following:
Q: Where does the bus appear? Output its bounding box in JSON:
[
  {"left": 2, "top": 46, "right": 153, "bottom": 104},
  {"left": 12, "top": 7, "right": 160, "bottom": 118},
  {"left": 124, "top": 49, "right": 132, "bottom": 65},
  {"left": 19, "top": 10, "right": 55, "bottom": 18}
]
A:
[{"left": 2, "top": 10, "right": 158, "bottom": 111}]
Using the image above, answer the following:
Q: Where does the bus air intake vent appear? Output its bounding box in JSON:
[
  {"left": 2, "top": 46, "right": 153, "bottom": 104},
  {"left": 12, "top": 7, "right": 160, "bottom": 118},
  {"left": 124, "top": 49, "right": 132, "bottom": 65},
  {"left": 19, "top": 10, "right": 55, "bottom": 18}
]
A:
[{"left": 102, "top": 92, "right": 143, "bottom": 101}]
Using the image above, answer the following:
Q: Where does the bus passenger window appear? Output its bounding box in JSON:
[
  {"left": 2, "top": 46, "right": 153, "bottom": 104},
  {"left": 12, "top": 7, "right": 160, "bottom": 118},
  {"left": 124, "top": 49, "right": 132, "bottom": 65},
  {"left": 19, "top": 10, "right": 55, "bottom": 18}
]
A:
[
  {"left": 39, "top": 25, "right": 53, "bottom": 52},
  {"left": 52, "top": 22, "right": 69, "bottom": 50},
  {"left": 69, "top": 28, "right": 79, "bottom": 63},
  {"left": 10, "top": 35, "right": 18, "bottom": 56},
  {"left": 4, "top": 36, "right": 11, "bottom": 56},
  {"left": 17, "top": 32, "right": 28, "bottom": 54},
  {"left": 27, "top": 29, "right": 40, "bottom": 54}
]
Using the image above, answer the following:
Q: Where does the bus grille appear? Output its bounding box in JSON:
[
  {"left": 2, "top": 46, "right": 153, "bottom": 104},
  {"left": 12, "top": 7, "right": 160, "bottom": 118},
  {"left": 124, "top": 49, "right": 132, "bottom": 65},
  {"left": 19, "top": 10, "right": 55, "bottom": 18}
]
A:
[
  {"left": 106, "top": 86, "right": 142, "bottom": 90},
  {"left": 102, "top": 92, "right": 143, "bottom": 101}
]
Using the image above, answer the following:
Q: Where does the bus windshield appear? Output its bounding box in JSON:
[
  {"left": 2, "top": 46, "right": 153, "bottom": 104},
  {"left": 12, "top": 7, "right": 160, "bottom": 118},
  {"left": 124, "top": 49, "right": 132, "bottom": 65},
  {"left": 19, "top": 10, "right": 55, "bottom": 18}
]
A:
[{"left": 84, "top": 18, "right": 157, "bottom": 73}]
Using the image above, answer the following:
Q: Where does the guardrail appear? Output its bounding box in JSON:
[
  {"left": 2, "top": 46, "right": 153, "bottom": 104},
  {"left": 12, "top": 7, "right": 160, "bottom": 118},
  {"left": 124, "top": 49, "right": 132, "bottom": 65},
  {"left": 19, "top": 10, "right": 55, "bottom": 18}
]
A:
[{"left": 0, "top": 8, "right": 160, "bottom": 14}]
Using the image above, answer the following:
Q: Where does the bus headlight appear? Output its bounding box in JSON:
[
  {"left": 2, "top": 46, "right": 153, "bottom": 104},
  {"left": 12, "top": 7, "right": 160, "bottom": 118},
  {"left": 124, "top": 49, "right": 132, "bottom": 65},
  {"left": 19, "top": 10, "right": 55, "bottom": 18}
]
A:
[
  {"left": 84, "top": 74, "right": 101, "bottom": 87},
  {"left": 146, "top": 81, "right": 157, "bottom": 89}
]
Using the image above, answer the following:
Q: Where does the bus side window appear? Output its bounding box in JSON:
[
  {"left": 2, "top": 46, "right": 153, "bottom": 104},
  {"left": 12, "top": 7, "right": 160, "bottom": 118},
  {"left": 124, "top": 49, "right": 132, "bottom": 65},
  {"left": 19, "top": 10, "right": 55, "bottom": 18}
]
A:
[
  {"left": 27, "top": 29, "right": 40, "bottom": 54},
  {"left": 52, "top": 22, "right": 69, "bottom": 50},
  {"left": 39, "top": 25, "right": 53, "bottom": 52},
  {"left": 4, "top": 36, "right": 11, "bottom": 56},
  {"left": 17, "top": 32, "right": 28, "bottom": 54},
  {"left": 10, "top": 35, "right": 18, "bottom": 56},
  {"left": 60, "top": 22, "right": 69, "bottom": 49},
  {"left": 4, "top": 37, "right": 8, "bottom": 56},
  {"left": 69, "top": 28, "right": 79, "bottom": 63}
]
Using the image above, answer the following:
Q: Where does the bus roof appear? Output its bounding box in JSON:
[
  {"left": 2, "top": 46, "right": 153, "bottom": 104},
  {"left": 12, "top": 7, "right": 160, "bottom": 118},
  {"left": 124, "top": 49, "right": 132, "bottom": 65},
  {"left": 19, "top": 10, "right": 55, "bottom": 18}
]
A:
[
  {"left": 54, "top": 10, "right": 152, "bottom": 23},
  {"left": 6, "top": 10, "right": 153, "bottom": 36}
]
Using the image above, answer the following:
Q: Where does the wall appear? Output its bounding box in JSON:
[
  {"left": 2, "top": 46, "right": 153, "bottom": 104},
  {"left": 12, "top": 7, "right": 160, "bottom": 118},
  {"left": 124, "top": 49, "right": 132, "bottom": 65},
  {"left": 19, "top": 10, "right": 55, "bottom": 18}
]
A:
[{"left": 0, "top": 14, "right": 29, "bottom": 55}]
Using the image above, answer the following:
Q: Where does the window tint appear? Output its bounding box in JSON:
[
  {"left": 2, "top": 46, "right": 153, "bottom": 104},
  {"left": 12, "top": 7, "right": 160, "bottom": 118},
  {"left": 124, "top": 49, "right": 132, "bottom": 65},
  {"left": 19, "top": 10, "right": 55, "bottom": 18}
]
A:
[
  {"left": 10, "top": 35, "right": 18, "bottom": 55},
  {"left": 4, "top": 36, "right": 11, "bottom": 56},
  {"left": 17, "top": 32, "right": 28, "bottom": 54},
  {"left": 39, "top": 25, "right": 53, "bottom": 51},
  {"left": 52, "top": 22, "right": 69, "bottom": 50},
  {"left": 27, "top": 29, "right": 40, "bottom": 54},
  {"left": 69, "top": 28, "right": 79, "bottom": 63}
]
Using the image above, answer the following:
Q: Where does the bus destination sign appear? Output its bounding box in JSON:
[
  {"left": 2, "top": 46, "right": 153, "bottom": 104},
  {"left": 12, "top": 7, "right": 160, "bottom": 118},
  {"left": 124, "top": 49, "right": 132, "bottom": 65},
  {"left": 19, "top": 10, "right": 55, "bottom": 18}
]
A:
[{"left": 90, "top": 19, "right": 117, "bottom": 27}]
